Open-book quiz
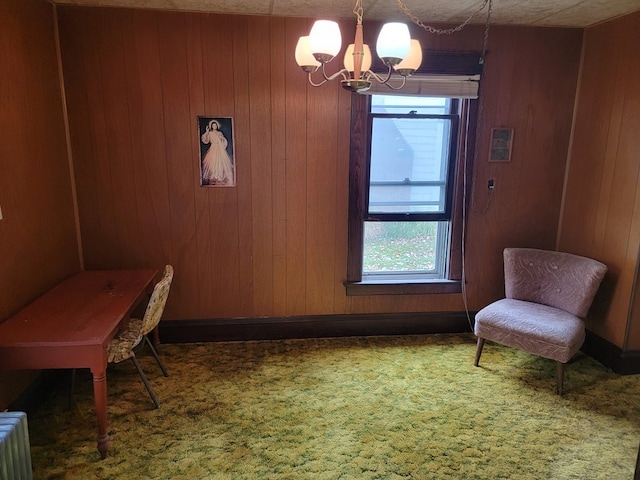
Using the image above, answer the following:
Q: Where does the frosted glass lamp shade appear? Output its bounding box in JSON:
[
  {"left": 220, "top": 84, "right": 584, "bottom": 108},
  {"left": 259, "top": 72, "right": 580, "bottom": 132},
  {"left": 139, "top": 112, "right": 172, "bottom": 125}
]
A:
[
  {"left": 393, "top": 39, "right": 422, "bottom": 76},
  {"left": 308, "top": 20, "right": 342, "bottom": 63},
  {"left": 376, "top": 22, "right": 411, "bottom": 66},
  {"left": 343, "top": 43, "right": 372, "bottom": 73},
  {"left": 295, "top": 36, "right": 321, "bottom": 72}
]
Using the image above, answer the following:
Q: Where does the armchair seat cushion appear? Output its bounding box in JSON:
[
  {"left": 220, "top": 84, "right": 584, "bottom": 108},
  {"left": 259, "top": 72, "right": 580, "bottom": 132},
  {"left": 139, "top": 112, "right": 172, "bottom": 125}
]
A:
[{"left": 475, "top": 298, "right": 585, "bottom": 364}]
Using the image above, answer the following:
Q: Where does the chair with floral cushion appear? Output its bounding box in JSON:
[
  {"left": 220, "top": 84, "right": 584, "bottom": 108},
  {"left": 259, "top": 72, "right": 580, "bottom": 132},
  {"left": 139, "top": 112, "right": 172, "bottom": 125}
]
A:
[
  {"left": 106, "top": 265, "right": 174, "bottom": 408},
  {"left": 474, "top": 248, "right": 606, "bottom": 395}
]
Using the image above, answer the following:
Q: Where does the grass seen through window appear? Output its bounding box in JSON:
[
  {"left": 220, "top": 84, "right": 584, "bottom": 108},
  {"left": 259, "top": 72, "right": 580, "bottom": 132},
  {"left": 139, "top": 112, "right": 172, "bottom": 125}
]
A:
[{"left": 363, "top": 222, "right": 437, "bottom": 273}]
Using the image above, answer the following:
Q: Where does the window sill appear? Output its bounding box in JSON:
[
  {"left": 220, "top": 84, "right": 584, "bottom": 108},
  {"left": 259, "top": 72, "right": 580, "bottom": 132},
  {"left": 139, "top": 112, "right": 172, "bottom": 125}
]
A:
[{"left": 344, "top": 279, "right": 462, "bottom": 296}]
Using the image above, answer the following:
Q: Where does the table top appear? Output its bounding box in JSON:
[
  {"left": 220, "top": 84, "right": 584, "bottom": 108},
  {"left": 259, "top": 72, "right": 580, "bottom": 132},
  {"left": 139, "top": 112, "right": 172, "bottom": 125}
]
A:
[{"left": 0, "top": 269, "right": 157, "bottom": 348}]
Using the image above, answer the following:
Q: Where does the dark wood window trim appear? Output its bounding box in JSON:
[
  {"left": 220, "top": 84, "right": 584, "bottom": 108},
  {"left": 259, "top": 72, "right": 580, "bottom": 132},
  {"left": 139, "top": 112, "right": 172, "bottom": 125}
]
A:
[
  {"left": 345, "top": 52, "right": 481, "bottom": 296},
  {"left": 345, "top": 279, "right": 462, "bottom": 296}
]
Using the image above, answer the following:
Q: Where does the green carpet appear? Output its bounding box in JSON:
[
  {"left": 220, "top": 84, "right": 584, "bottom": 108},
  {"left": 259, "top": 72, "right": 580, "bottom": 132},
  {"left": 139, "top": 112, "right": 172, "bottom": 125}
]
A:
[{"left": 28, "top": 334, "right": 640, "bottom": 479}]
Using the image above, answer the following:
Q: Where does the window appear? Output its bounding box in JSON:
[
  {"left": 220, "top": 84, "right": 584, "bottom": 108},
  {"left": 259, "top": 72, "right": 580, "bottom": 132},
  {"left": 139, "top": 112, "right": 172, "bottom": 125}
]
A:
[
  {"left": 346, "top": 72, "right": 480, "bottom": 296},
  {"left": 364, "top": 95, "right": 459, "bottom": 282}
]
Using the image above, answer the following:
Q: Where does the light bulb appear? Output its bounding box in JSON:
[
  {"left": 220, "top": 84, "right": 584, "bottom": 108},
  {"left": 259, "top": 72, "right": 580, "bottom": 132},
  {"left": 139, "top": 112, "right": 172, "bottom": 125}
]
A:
[
  {"left": 308, "top": 20, "right": 342, "bottom": 64},
  {"left": 376, "top": 23, "right": 411, "bottom": 66},
  {"left": 394, "top": 39, "right": 422, "bottom": 76},
  {"left": 295, "top": 36, "right": 321, "bottom": 72}
]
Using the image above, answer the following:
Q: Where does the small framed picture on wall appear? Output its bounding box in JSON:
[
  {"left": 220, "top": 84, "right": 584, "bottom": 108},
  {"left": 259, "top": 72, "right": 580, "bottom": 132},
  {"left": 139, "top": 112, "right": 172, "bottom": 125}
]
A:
[
  {"left": 488, "top": 127, "right": 514, "bottom": 163},
  {"left": 198, "top": 116, "right": 236, "bottom": 187}
]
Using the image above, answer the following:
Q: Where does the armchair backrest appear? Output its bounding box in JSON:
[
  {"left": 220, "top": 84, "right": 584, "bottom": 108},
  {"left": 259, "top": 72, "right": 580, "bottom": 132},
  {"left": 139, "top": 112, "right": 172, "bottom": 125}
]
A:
[
  {"left": 503, "top": 248, "right": 607, "bottom": 318},
  {"left": 141, "top": 265, "right": 174, "bottom": 335}
]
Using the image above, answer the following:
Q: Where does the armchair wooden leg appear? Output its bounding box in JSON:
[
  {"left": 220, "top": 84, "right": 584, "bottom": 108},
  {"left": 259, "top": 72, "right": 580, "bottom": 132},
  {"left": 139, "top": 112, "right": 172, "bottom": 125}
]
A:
[
  {"left": 474, "top": 338, "right": 485, "bottom": 367},
  {"left": 556, "top": 361, "right": 565, "bottom": 396}
]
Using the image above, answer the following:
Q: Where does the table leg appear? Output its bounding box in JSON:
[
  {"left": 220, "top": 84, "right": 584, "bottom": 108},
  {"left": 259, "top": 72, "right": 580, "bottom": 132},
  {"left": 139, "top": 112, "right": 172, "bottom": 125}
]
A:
[{"left": 91, "top": 368, "right": 109, "bottom": 459}]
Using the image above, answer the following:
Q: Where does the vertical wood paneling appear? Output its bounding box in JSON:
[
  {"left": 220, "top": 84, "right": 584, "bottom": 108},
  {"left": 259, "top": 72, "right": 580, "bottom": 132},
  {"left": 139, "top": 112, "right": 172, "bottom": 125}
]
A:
[
  {"left": 79, "top": 12, "right": 118, "bottom": 268},
  {"left": 498, "top": 29, "right": 537, "bottom": 246},
  {"left": 284, "top": 18, "right": 309, "bottom": 315},
  {"left": 122, "top": 10, "right": 172, "bottom": 268},
  {"left": 270, "top": 17, "right": 288, "bottom": 315},
  {"left": 350, "top": 293, "right": 464, "bottom": 314},
  {"left": 58, "top": 9, "right": 101, "bottom": 268},
  {"left": 514, "top": 29, "right": 575, "bottom": 244},
  {"left": 619, "top": 31, "right": 640, "bottom": 348},
  {"left": 465, "top": 26, "right": 582, "bottom": 310},
  {"left": 156, "top": 11, "right": 200, "bottom": 319},
  {"left": 202, "top": 15, "right": 242, "bottom": 317},
  {"left": 185, "top": 14, "right": 212, "bottom": 318},
  {"left": 305, "top": 79, "right": 341, "bottom": 314},
  {"left": 231, "top": 16, "right": 255, "bottom": 317},
  {"left": 559, "top": 11, "right": 640, "bottom": 349},
  {"left": 597, "top": 15, "right": 639, "bottom": 349},
  {"left": 248, "top": 16, "right": 275, "bottom": 315},
  {"left": 57, "top": 6, "right": 585, "bottom": 323},
  {"left": 0, "top": 0, "right": 80, "bottom": 408},
  {"left": 1, "top": 1, "right": 79, "bottom": 298},
  {"left": 99, "top": 11, "right": 141, "bottom": 267}
]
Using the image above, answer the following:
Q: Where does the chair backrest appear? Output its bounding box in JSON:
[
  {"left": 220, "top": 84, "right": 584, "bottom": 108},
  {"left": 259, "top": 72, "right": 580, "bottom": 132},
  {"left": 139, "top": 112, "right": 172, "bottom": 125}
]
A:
[
  {"left": 140, "top": 265, "right": 174, "bottom": 335},
  {"left": 504, "top": 248, "right": 607, "bottom": 318}
]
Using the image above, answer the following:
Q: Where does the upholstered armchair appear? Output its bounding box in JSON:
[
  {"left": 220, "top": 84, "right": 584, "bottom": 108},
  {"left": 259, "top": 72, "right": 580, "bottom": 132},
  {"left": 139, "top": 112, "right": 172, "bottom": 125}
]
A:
[{"left": 474, "top": 248, "right": 607, "bottom": 395}]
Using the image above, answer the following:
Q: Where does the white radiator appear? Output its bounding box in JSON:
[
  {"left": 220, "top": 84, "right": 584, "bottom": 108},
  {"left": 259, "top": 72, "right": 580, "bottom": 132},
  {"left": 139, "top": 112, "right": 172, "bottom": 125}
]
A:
[{"left": 0, "top": 412, "right": 33, "bottom": 480}]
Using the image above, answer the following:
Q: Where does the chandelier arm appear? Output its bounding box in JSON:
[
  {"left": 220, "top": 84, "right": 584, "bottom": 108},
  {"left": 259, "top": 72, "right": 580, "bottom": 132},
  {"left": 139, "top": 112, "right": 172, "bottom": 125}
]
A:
[
  {"left": 396, "top": 0, "right": 490, "bottom": 35},
  {"left": 308, "top": 66, "right": 350, "bottom": 87},
  {"left": 385, "top": 76, "right": 407, "bottom": 90},
  {"left": 307, "top": 73, "right": 331, "bottom": 88},
  {"left": 366, "top": 66, "right": 394, "bottom": 85},
  {"left": 323, "top": 64, "right": 351, "bottom": 82},
  {"left": 364, "top": 68, "right": 407, "bottom": 90},
  {"left": 382, "top": 76, "right": 408, "bottom": 90},
  {"left": 367, "top": 70, "right": 407, "bottom": 90}
]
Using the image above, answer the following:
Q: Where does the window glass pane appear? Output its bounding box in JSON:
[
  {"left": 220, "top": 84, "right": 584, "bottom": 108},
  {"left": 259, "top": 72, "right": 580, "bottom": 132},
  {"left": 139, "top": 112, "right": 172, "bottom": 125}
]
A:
[
  {"left": 368, "top": 117, "right": 452, "bottom": 214},
  {"left": 371, "top": 95, "right": 450, "bottom": 114},
  {"left": 362, "top": 221, "right": 448, "bottom": 276}
]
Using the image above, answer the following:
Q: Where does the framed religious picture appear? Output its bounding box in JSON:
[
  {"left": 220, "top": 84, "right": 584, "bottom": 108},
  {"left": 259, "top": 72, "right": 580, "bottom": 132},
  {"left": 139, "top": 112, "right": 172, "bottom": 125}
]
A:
[
  {"left": 198, "top": 116, "right": 236, "bottom": 187},
  {"left": 488, "top": 127, "right": 514, "bottom": 163}
]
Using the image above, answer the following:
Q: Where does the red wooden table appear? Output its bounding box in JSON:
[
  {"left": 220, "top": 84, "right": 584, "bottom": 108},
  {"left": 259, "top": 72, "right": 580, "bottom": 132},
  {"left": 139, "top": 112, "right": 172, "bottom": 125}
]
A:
[{"left": 0, "top": 269, "right": 157, "bottom": 459}]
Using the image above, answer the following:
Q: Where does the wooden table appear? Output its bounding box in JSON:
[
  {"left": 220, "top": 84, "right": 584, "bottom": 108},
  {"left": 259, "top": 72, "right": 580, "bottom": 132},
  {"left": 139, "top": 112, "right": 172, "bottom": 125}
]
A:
[{"left": 0, "top": 269, "right": 157, "bottom": 459}]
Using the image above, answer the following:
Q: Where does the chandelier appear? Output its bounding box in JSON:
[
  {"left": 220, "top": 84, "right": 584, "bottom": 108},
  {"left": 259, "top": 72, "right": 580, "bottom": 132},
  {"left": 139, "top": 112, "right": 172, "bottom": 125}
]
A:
[{"left": 294, "top": 0, "right": 494, "bottom": 94}]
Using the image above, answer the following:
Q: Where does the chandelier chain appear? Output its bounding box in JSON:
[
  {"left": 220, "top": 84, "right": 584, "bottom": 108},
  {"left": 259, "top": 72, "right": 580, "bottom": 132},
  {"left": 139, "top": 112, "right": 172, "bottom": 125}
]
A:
[
  {"left": 353, "top": 0, "right": 364, "bottom": 24},
  {"left": 396, "top": 0, "right": 491, "bottom": 35},
  {"left": 480, "top": 0, "right": 493, "bottom": 63}
]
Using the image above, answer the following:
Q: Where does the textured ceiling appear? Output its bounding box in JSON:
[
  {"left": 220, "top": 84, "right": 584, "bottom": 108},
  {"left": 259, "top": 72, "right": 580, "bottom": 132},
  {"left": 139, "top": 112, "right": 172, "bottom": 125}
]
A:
[{"left": 51, "top": 0, "right": 640, "bottom": 27}]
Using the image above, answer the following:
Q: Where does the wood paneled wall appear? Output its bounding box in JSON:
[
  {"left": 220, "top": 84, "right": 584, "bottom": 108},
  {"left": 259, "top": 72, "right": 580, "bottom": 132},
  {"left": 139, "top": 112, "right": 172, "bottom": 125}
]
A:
[
  {"left": 464, "top": 26, "right": 583, "bottom": 310},
  {"left": 0, "top": 0, "right": 80, "bottom": 408},
  {"left": 558, "top": 11, "right": 640, "bottom": 350},
  {"left": 56, "top": 6, "right": 583, "bottom": 322}
]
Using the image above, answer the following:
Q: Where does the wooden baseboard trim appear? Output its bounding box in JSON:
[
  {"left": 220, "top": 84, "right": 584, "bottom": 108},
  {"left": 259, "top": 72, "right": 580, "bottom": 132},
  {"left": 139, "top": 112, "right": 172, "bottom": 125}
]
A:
[
  {"left": 582, "top": 330, "right": 640, "bottom": 375},
  {"left": 159, "top": 312, "right": 474, "bottom": 344},
  {"left": 160, "top": 315, "right": 640, "bottom": 375}
]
